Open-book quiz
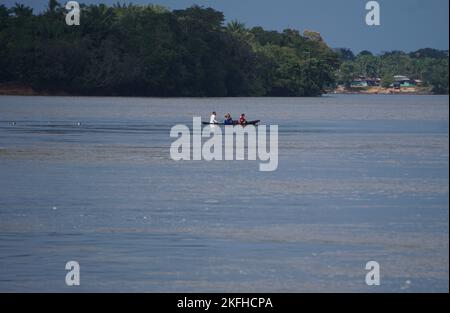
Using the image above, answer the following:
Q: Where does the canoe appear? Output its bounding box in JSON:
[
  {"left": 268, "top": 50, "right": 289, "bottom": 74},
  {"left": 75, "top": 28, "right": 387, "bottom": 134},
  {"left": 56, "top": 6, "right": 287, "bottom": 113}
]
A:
[{"left": 202, "top": 120, "right": 260, "bottom": 126}]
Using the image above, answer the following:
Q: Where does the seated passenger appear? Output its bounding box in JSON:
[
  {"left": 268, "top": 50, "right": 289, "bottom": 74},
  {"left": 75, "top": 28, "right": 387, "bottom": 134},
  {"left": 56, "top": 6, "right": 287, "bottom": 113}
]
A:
[
  {"left": 224, "top": 113, "right": 234, "bottom": 125},
  {"left": 238, "top": 113, "right": 247, "bottom": 125}
]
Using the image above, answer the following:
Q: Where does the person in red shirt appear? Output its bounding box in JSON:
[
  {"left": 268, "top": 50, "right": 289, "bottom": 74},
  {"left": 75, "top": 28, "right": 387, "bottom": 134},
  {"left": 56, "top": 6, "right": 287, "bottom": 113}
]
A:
[{"left": 239, "top": 113, "right": 247, "bottom": 125}]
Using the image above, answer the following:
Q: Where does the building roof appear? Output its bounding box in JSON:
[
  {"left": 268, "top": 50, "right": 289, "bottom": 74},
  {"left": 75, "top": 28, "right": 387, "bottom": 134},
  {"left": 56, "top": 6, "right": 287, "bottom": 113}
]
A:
[{"left": 394, "top": 75, "right": 410, "bottom": 81}]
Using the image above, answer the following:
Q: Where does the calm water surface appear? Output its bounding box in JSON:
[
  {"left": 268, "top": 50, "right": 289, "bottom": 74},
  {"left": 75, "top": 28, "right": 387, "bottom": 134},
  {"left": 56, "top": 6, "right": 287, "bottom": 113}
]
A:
[{"left": 0, "top": 95, "right": 448, "bottom": 292}]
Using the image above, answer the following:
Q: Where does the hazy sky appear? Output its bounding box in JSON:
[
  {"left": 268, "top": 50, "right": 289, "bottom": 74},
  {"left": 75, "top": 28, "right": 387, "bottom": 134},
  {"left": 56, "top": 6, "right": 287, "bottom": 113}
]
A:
[{"left": 3, "top": 0, "right": 449, "bottom": 53}]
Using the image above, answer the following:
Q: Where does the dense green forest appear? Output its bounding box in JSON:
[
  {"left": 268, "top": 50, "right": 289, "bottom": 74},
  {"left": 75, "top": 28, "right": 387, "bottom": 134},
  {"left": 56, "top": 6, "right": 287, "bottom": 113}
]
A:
[{"left": 0, "top": 1, "right": 448, "bottom": 96}]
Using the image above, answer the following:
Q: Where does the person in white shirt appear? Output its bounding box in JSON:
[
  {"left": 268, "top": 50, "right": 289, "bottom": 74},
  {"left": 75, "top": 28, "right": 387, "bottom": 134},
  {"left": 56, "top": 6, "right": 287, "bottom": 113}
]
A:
[{"left": 210, "top": 111, "right": 218, "bottom": 124}]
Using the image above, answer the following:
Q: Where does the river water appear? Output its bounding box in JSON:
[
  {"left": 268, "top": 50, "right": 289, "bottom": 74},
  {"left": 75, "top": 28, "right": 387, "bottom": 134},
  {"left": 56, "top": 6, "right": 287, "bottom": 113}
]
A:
[{"left": 0, "top": 95, "right": 448, "bottom": 292}]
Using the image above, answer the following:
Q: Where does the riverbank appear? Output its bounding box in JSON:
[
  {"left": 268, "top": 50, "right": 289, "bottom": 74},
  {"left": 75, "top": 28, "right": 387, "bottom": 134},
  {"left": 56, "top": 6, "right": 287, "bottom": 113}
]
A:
[
  {"left": 333, "top": 85, "right": 435, "bottom": 95},
  {"left": 0, "top": 82, "right": 443, "bottom": 97},
  {"left": 0, "top": 83, "right": 38, "bottom": 96},
  {"left": 0, "top": 83, "right": 70, "bottom": 96}
]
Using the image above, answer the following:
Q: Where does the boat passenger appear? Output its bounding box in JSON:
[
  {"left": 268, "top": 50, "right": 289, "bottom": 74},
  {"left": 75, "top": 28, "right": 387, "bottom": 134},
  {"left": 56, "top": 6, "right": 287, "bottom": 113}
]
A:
[
  {"left": 210, "top": 111, "right": 218, "bottom": 124},
  {"left": 224, "top": 113, "right": 234, "bottom": 125},
  {"left": 238, "top": 113, "right": 247, "bottom": 125}
]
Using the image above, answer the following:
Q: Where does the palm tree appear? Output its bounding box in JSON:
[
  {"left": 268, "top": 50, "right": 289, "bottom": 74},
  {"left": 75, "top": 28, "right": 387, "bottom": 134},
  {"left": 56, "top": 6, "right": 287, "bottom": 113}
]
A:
[
  {"left": 226, "top": 20, "right": 246, "bottom": 33},
  {"left": 226, "top": 20, "right": 254, "bottom": 45},
  {"left": 47, "top": 0, "right": 60, "bottom": 13},
  {"left": 11, "top": 3, "right": 33, "bottom": 17}
]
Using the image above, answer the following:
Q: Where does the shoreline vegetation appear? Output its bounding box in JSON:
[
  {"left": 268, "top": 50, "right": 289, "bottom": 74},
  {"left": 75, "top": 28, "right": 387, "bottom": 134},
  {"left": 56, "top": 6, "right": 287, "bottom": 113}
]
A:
[
  {"left": 0, "top": 82, "right": 438, "bottom": 97},
  {"left": 0, "top": 1, "right": 448, "bottom": 97}
]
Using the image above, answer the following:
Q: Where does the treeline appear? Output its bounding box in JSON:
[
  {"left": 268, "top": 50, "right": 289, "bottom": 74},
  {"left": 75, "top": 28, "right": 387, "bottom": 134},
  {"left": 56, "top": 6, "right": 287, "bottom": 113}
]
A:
[
  {"left": 0, "top": 1, "right": 338, "bottom": 97},
  {"left": 0, "top": 1, "right": 448, "bottom": 96},
  {"left": 335, "top": 48, "right": 449, "bottom": 94}
]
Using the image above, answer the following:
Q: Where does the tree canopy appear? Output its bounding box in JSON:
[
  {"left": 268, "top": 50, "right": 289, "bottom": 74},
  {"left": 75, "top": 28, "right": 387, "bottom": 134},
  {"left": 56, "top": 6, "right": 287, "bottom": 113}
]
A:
[
  {"left": 336, "top": 48, "right": 448, "bottom": 94},
  {"left": 0, "top": 1, "right": 448, "bottom": 96},
  {"left": 0, "top": 1, "right": 339, "bottom": 97}
]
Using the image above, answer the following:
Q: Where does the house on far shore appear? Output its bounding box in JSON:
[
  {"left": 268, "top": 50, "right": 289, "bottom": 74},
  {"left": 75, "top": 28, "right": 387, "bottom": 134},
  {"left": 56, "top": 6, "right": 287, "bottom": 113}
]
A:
[
  {"left": 338, "top": 74, "right": 422, "bottom": 94},
  {"left": 392, "top": 75, "right": 416, "bottom": 88},
  {"left": 413, "top": 79, "right": 423, "bottom": 86},
  {"left": 350, "top": 76, "right": 381, "bottom": 88}
]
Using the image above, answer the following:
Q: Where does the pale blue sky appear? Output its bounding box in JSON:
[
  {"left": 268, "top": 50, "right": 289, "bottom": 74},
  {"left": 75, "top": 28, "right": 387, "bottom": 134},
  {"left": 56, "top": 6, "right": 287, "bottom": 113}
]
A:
[{"left": 2, "top": 0, "right": 449, "bottom": 53}]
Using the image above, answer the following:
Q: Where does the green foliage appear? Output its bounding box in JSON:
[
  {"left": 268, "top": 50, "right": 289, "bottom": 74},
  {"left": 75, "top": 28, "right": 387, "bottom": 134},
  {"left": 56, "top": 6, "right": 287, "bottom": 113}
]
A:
[
  {"left": 0, "top": 2, "right": 339, "bottom": 96},
  {"left": 0, "top": 2, "right": 446, "bottom": 96},
  {"left": 409, "top": 48, "right": 448, "bottom": 60},
  {"left": 357, "top": 50, "right": 373, "bottom": 57},
  {"left": 336, "top": 48, "right": 448, "bottom": 94},
  {"left": 355, "top": 54, "right": 380, "bottom": 78},
  {"left": 334, "top": 48, "right": 355, "bottom": 62},
  {"left": 423, "top": 58, "right": 449, "bottom": 94},
  {"left": 381, "top": 73, "right": 394, "bottom": 88},
  {"left": 338, "top": 61, "right": 358, "bottom": 88}
]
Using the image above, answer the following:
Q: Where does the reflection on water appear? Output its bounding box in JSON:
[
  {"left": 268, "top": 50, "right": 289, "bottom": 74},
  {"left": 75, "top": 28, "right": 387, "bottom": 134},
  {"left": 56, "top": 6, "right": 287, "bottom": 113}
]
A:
[{"left": 0, "top": 95, "right": 448, "bottom": 292}]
